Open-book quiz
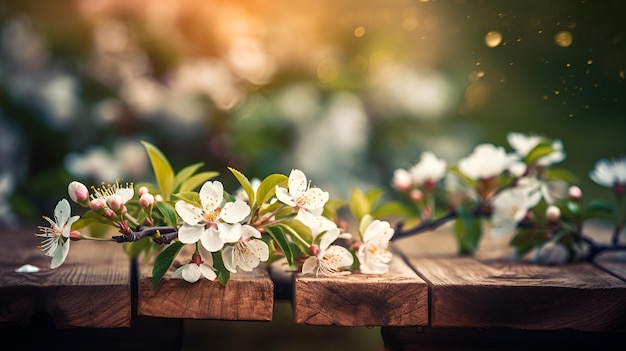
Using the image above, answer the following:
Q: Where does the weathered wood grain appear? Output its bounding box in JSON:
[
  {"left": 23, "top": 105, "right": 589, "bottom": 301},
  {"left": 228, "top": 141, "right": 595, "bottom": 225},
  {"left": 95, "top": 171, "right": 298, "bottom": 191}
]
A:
[
  {"left": 293, "top": 254, "right": 428, "bottom": 326},
  {"left": 396, "top": 224, "right": 626, "bottom": 332},
  {"left": 0, "top": 228, "right": 132, "bottom": 328},
  {"left": 137, "top": 245, "right": 274, "bottom": 321}
]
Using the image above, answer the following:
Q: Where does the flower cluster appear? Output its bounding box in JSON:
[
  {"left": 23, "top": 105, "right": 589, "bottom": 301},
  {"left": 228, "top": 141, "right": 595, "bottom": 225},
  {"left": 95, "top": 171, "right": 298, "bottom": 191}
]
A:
[
  {"left": 34, "top": 133, "right": 626, "bottom": 286},
  {"left": 35, "top": 142, "right": 395, "bottom": 287},
  {"left": 391, "top": 132, "right": 626, "bottom": 263}
]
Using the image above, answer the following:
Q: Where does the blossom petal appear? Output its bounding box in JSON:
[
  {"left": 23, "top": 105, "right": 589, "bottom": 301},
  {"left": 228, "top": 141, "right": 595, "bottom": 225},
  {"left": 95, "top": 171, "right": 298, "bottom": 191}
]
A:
[
  {"left": 175, "top": 201, "right": 204, "bottom": 225},
  {"left": 301, "top": 256, "right": 318, "bottom": 275},
  {"left": 177, "top": 224, "right": 204, "bottom": 244},
  {"left": 200, "top": 227, "right": 224, "bottom": 252},
  {"left": 50, "top": 240, "right": 70, "bottom": 269},
  {"left": 63, "top": 215, "right": 80, "bottom": 238},
  {"left": 300, "top": 188, "right": 329, "bottom": 210},
  {"left": 288, "top": 169, "right": 308, "bottom": 198},
  {"left": 362, "top": 220, "right": 394, "bottom": 243},
  {"left": 275, "top": 186, "right": 296, "bottom": 206},
  {"left": 220, "top": 200, "right": 250, "bottom": 224},
  {"left": 218, "top": 223, "right": 243, "bottom": 244},
  {"left": 241, "top": 224, "right": 262, "bottom": 239},
  {"left": 117, "top": 188, "right": 134, "bottom": 203},
  {"left": 199, "top": 181, "right": 224, "bottom": 213},
  {"left": 54, "top": 199, "right": 72, "bottom": 227},
  {"left": 247, "top": 239, "right": 269, "bottom": 262},
  {"left": 319, "top": 228, "right": 340, "bottom": 251},
  {"left": 222, "top": 245, "right": 237, "bottom": 273},
  {"left": 326, "top": 245, "right": 354, "bottom": 267},
  {"left": 199, "top": 264, "right": 217, "bottom": 280},
  {"left": 182, "top": 264, "right": 201, "bottom": 283}
]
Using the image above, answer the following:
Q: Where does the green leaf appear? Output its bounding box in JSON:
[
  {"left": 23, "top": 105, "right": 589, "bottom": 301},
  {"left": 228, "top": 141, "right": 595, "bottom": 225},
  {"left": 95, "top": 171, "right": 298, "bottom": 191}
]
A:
[
  {"left": 265, "top": 226, "right": 295, "bottom": 267},
  {"left": 279, "top": 221, "right": 312, "bottom": 253},
  {"left": 256, "top": 173, "right": 288, "bottom": 207},
  {"left": 178, "top": 171, "right": 219, "bottom": 193},
  {"left": 72, "top": 210, "right": 114, "bottom": 229},
  {"left": 152, "top": 241, "right": 184, "bottom": 290},
  {"left": 228, "top": 167, "right": 255, "bottom": 205},
  {"left": 141, "top": 141, "right": 175, "bottom": 200},
  {"left": 510, "top": 229, "right": 549, "bottom": 257},
  {"left": 524, "top": 142, "right": 554, "bottom": 165},
  {"left": 545, "top": 167, "right": 579, "bottom": 184},
  {"left": 453, "top": 208, "right": 483, "bottom": 255},
  {"left": 372, "top": 201, "right": 418, "bottom": 220},
  {"left": 173, "top": 162, "right": 204, "bottom": 192},
  {"left": 172, "top": 192, "right": 201, "bottom": 207},
  {"left": 155, "top": 201, "right": 179, "bottom": 228},
  {"left": 211, "top": 251, "right": 231, "bottom": 286},
  {"left": 349, "top": 187, "right": 371, "bottom": 222},
  {"left": 322, "top": 198, "right": 347, "bottom": 221},
  {"left": 584, "top": 199, "right": 617, "bottom": 221},
  {"left": 365, "top": 188, "right": 385, "bottom": 209}
]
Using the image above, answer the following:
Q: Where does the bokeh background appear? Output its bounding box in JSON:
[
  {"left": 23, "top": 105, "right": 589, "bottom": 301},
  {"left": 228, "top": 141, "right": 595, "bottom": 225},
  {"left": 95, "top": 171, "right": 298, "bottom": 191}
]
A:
[{"left": 1, "top": 0, "right": 625, "bottom": 349}]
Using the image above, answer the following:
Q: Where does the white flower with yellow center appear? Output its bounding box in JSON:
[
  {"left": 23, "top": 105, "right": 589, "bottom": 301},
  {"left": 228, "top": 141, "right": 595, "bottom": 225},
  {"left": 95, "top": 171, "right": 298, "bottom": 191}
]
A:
[
  {"left": 90, "top": 179, "right": 134, "bottom": 211},
  {"left": 276, "top": 169, "right": 329, "bottom": 217},
  {"left": 175, "top": 181, "right": 251, "bottom": 252},
  {"left": 356, "top": 220, "right": 395, "bottom": 274},
  {"left": 302, "top": 228, "right": 353, "bottom": 277},
  {"left": 409, "top": 151, "right": 447, "bottom": 189},
  {"left": 222, "top": 225, "right": 269, "bottom": 273},
  {"left": 35, "top": 199, "right": 79, "bottom": 269}
]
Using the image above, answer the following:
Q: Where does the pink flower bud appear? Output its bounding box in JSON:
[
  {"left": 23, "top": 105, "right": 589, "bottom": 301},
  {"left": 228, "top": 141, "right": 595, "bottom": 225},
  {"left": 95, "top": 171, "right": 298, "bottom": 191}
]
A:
[
  {"left": 392, "top": 168, "right": 412, "bottom": 192},
  {"left": 154, "top": 194, "right": 164, "bottom": 202},
  {"left": 546, "top": 205, "right": 561, "bottom": 222},
  {"left": 351, "top": 242, "right": 363, "bottom": 251},
  {"left": 139, "top": 193, "right": 155, "bottom": 208},
  {"left": 410, "top": 189, "right": 423, "bottom": 202},
  {"left": 191, "top": 253, "right": 203, "bottom": 266},
  {"left": 308, "top": 244, "right": 320, "bottom": 257},
  {"left": 138, "top": 186, "right": 150, "bottom": 196},
  {"left": 107, "top": 194, "right": 123, "bottom": 211},
  {"left": 614, "top": 183, "right": 625, "bottom": 198},
  {"left": 68, "top": 181, "right": 89, "bottom": 203},
  {"left": 568, "top": 186, "right": 582, "bottom": 201},
  {"left": 90, "top": 199, "right": 105, "bottom": 212},
  {"left": 104, "top": 208, "right": 115, "bottom": 219},
  {"left": 69, "top": 230, "right": 81, "bottom": 241}
]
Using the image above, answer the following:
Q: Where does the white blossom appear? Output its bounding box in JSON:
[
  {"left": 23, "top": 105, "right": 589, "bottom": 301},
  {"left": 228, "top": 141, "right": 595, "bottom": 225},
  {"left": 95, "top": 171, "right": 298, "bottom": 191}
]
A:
[
  {"left": 35, "top": 199, "right": 79, "bottom": 269},
  {"left": 458, "top": 143, "right": 518, "bottom": 180},
  {"left": 276, "top": 169, "right": 329, "bottom": 215},
  {"left": 408, "top": 151, "right": 447, "bottom": 188},
  {"left": 302, "top": 228, "right": 353, "bottom": 277},
  {"left": 507, "top": 132, "right": 566, "bottom": 166},
  {"left": 490, "top": 182, "right": 542, "bottom": 237},
  {"left": 222, "top": 225, "right": 269, "bottom": 273},
  {"left": 171, "top": 253, "right": 217, "bottom": 283},
  {"left": 589, "top": 157, "right": 626, "bottom": 188},
  {"left": 175, "top": 181, "right": 251, "bottom": 252},
  {"left": 357, "top": 220, "right": 394, "bottom": 274}
]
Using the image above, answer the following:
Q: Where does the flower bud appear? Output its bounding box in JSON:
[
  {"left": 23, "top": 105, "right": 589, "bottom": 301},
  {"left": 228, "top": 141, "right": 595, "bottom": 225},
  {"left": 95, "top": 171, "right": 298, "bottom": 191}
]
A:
[
  {"left": 351, "top": 242, "right": 363, "bottom": 251},
  {"left": 410, "top": 189, "right": 423, "bottom": 202},
  {"left": 138, "top": 186, "right": 150, "bottom": 196},
  {"left": 568, "top": 186, "right": 582, "bottom": 201},
  {"left": 546, "top": 205, "right": 561, "bottom": 222},
  {"left": 614, "top": 182, "right": 625, "bottom": 198},
  {"left": 68, "top": 181, "right": 90, "bottom": 205},
  {"left": 69, "top": 230, "right": 81, "bottom": 241},
  {"left": 107, "top": 194, "right": 123, "bottom": 211},
  {"left": 392, "top": 168, "right": 412, "bottom": 192},
  {"left": 104, "top": 208, "right": 115, "bottom": 219},
  {"left": 154, "top": 194, "right": 164, "bottom": 202},
  {"left": 308, "top": 244, "right": 320, "bottom": 257},
  {"left": 191, "top": 253, "right": 203, "bottom": 266},
  {"left": 139, "top": 193, "right": 155, "bottom": 208},
  {"left": 90, "top": 199, "right": 105, "bottom": 212}
]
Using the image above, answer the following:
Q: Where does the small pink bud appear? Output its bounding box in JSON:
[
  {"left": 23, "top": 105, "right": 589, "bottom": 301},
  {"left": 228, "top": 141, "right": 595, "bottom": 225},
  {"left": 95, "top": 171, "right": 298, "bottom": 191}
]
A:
[
  {"left": 90, "top": 199, "right": 105, "bottom": 212},
  {"left": 154, "top": 194, "right": 164, "bottom": 202},
  {"left": 139, "top": 193, "right": 155, "bottom": 208},
  {"left": 69, "top": 230, "right": 81, "bottom": 241},
  {"left": 614, "top": 183, "right": 625, "bottom": 198},
  {"left": 138, "top": 186, "right": 150, "bottom": 196},
  {"left": 107, "top": 194, "right": 123, "bottom": 211},
  {"left": 351, "top": 242, "right": 363, "bottom": 251},
  {"left": 191, "top": 253, "right": 203, "bottom": 266},
  {"left": 546, "top": 205, "right": 561, "bottom": 222},
  {"left": 392, "top": 168, "right": 412, "bottom": 192},
  {"left": 410, "top": 189, "right": 423, "bottom": 202},
  {"left": 308, "top": 244, "right": 320, "bottom": 257},
  {"left": 104, "top": 208, "right": 115, "bottom": 219},
  {"left": 568, "top": 186, "right": 582, "bottom": 201},
  {"left": 68, "top": 181, "right": 89, "bottom": 203},
  {"left": 143, "top": 217, "right": 154, "bottom": 226}
]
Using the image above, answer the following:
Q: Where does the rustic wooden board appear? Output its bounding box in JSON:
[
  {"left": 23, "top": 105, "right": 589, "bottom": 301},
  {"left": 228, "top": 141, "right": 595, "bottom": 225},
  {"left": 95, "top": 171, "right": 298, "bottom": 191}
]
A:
[
  {"left": 137, "top": 245, "right": 274, "bottom": 321},
  {"left": 293, "top": 254, "right": 429, "bottom": 326},
  {"left": 0, "top": 228, "right": 131, "bottom": 328},
  {"left": 395, "top": 224, "right": 626, "bottom": 332}
]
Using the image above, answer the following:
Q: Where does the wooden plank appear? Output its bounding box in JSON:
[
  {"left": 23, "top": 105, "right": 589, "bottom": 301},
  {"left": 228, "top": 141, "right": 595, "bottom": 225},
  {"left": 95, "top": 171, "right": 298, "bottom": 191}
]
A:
[
  {"left": 396, "top": 224, "right": 626, "bottom": 332},
  {"left": 0, "top": 228, "right": 132, "bottom": 328},
  {"left": 293, "top": 254, "right": 428, "bottom": 326},
  {"left": 137, "top": 245, "right": 274, "bottom": 321}
]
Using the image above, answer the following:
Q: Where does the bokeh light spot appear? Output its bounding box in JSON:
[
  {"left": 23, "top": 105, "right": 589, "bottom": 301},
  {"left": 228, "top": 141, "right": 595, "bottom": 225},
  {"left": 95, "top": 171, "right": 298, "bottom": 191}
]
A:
[
  {"left": 485, "top": 31, "right": 502, "bottom": 47},
  {"left": 554, "top": 31, "right": 573, "bottom": 47}
]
